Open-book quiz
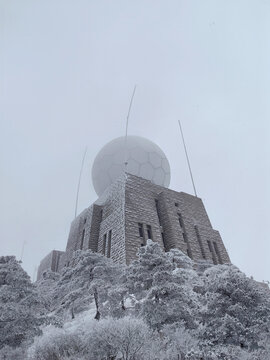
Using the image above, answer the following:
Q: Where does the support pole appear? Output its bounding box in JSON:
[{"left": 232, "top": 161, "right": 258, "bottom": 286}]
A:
[
  {"left": 124, "top": 85, "right": 137, "bottom": 168},
  {"left": 178, "top": 120, "right": 198, "bottom": 197},
  {"left": 20, "top": 240, "right": 26, "bottom": 262},
  {"left": 32, "top": 266, "right": 37, "bottom": 282},
  {"left": 74, "top": 147, "right": 87, "bottom": 218}
]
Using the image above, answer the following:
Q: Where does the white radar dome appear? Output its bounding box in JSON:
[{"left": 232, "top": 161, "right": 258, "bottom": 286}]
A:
[{"left": 92, "top": 136, "right": 171, "bottom": 196}]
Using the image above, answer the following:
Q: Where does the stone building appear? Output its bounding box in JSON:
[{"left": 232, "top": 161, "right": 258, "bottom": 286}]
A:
[
  {"left": 37, "top": 136, "right": 230, "bottom": 280},
  {"left": 37, "top": 172, "right": 230, "bottom": 280},
  {"left": 37, "top": 250, "right": 64, "bottom": 281}
]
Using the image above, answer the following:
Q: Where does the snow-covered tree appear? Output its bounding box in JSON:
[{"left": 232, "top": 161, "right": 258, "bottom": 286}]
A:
[
  {"left": 167, "top": 247, "right": 195, "bottom": 270},
  {"left": 27, "top": 325, "right": 83, "bottom": 360},
  {"left": 88, "top": 317, "right": 155, "bottom": 360},
  {"left": 52, "top": 250, "right": 123, "bottom": 320},
  {"left": 0, "top": 256, "right": 47, "bottom": 349},
  {"left": 141, "top": 266, "right": 201, "bottom": 330},
  {"left": 28, "top": 315, "right": 159, "bottom": 360},
  {"left": 0, "top": 345, "right": 28, "bottom": 360},
  {"left": 126, "top": 240, "right": 174, "bottom": 301},
  {"left": 103, "top": 279, "right": 129, "bottom": 318},
  {"left": 5, "top": 240, "right": 269, "bottom": 359},
  {"left": 161, "top": 323, "right": 201, "bottom": 359},
  {"left": 126, "top": 242, "right": 202, "bottom": 331},
  {"left": 36, "top": 270, "right": 60, "bottom": 312},
  {"left": 198, "top": 264, "right": 270, "bottom": 352}
]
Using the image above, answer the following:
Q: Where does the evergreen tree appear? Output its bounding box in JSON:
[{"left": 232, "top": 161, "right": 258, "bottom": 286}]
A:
[
  {"left": 141, "top": 266, "right": 201, "bottom": 330},
  {"left": 36, "top": 270, "right": 60, "bottom": 312},
  {"left": 126, "top": 240, "right": 174, "bottom": 301},
  {"left": 198, "top": 264, "right": 270, "bottom": 351},
  {"left": 0, "top": 256, "right": 46, "bottom": 348},
  {"left": 52, "top": 250, "right": 123, "bottom": 320},
  {"left": 30, "top": 242, "right": 270, "bottom": 359}
]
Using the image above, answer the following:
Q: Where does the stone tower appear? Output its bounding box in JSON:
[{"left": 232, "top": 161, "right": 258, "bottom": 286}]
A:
[{"left": 37, "top": 136, "right": 230, "bottom": 280}]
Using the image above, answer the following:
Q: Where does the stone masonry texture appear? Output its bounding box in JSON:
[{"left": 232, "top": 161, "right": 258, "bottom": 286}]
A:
[
  {"left": 37, "top": 250, "right": 64, "bottom": 280},
  {"left": 37, "top": 173, "right": 230, "bottom": 280}
]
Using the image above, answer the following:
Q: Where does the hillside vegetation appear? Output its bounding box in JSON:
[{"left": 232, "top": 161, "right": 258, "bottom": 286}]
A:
[{"left": 0, "top": 241, "right": 269, "bottom": 359}]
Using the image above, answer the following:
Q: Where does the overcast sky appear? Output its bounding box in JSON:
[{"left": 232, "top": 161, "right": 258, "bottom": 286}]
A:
[{"left": 1, "top": 0, "right": 269, "bottom": 282}]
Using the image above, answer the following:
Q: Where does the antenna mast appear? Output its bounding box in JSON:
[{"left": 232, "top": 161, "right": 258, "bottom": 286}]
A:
[
  {"left": 32, "top": 266, "right": 38, "bottom": 282},
  {"left": 124, "top": 85, "right": 137, "bottom": 168},
  {"left": 20, "top": 240, "right": 26, "bottom": 262},
  {"left": 74, "top": 147, "right": 87, "bottom": 218},
  {"left": 178, "top": 120, "right": 198, "bottom": 197}
]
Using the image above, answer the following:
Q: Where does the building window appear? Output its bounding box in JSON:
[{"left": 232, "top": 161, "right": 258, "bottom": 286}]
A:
[
  {"left": 194, "top": 225, "right": 206, "bottom": 259},
  {"left": 175, "top": 202, "right": 179, "bottom": 207},
  {"left": 80, "top": 229, "right": 85, "bottom": 250},
  {"left": 187, "top": 248, "right": 193, "bottom": 259},
  {"left": 177, "top": 213, "right": 184, "bottom": 229},
  {"left": 146, "top": 225, "right": 153, "bottom": 240},
  {"left": 155, "top": 199, "right": 162, "bottom": 226},
  {"left": 161, "top": 232, "right": 166, "bottom": 248},
  {"left": 138, "top": 223, "right": 144, "bottom": 238},
  {"left": 213, "top": 241, "right": 222, "bottom": 264},
  {"left": 55, "top": 253, "right": 60, "bottom": 272},
  {"left": 207, "top": 240, "right": 217, "bottom": 265},
  {"left": 84, "top": 218, "right": 87, "bottom": 224},
  {"left": 102, "top": 234, "right": 107, "bottom": 255},
  {"left": 107, "top": 230, "right": 112, "bottom": 258},
  {"left": 178, "top": 213, "right": 187, "bottom": 243},
  {"left": 138, "top": 223, "right": 145, "bottom": 246},
  {"left": 178, "top": 213, "right": 192, "bottom": 259},
  {"left": 183, "top": 232, "right": 188, "bottom": 243}
]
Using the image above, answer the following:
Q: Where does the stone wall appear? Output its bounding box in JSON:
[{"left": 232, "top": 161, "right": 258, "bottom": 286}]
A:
[
  {"left": 124, "top": 174, "right": 230, "bottom": 265},
  {"left": 125, "top": 175, "right": 164, "bottom": 264},
  {"left": 95, "top": 174, "right": 126, "bottom": 264},
  {"left": 37, "top": 250, "right": 64, "bottom": 280},
  {"left": 64, "top": 204, "right": 102, "bottom": 267}
]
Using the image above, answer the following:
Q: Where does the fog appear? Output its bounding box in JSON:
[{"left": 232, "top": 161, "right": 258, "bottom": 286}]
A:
[{"left": 1, "top": 0, "right": 269, "bottom": 282}]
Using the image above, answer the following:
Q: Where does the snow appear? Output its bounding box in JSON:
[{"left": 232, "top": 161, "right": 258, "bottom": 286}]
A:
[{"left": 1, "top": 243, "right": 270, "bottom": 359}]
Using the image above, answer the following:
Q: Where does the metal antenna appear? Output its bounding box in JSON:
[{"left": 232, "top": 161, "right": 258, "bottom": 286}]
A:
[
  {"left": 20, "top": 240, "right": 26, "bottom": 262},
  {"left": 32, "top": 266, "right": 38, "bottom": 282},
  {"left": 124, "top": 85, "right": 137, "bottom": 168},
  {"left": 74, "top": 147, "right": 87, "bottom": 218},
  {"left": 178, "top": 120, "right": 198, "bottom": 197}
]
